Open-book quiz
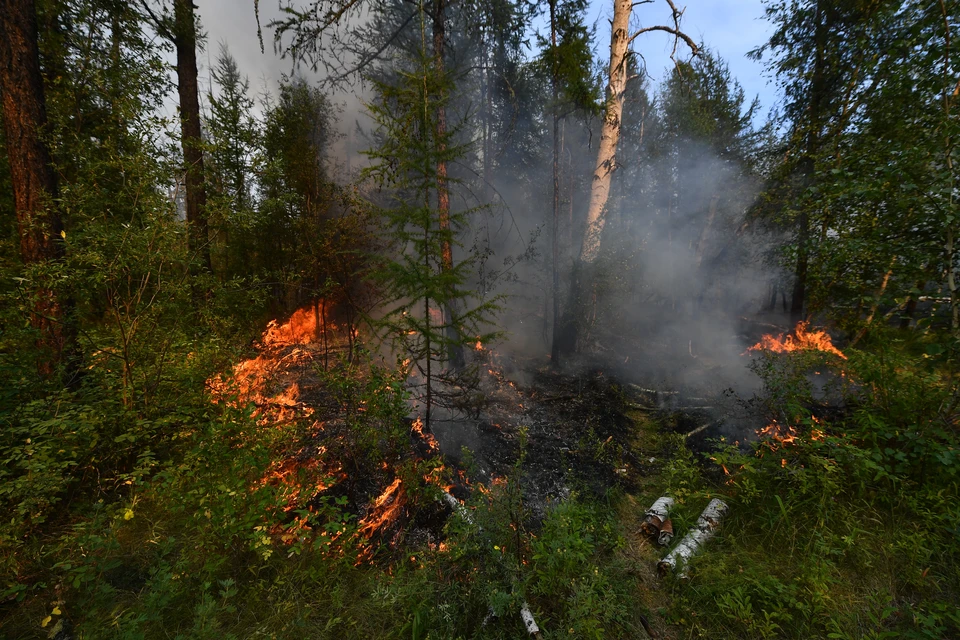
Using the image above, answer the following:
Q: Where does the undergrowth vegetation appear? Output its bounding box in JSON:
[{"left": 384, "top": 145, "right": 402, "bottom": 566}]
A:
[{"left": 665, "top": 335, "right": 960, "bottom": 639}]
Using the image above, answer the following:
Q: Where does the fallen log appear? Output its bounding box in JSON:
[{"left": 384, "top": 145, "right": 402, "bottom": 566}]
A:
[
  {"left": 625, "top": 402, "right": 656, "bottom": 411},
  {"left": 628, "top": 384, "right": 678, "bottom": 396},
  {"left": 640, "top": 496, "right": 674, "bottom": 537},
  {"left": 658, "top": 498, "right": 728, "bottom": 576},
  {"left": 520, "top": 602, "right": 542, "bottom": 638},
  {"left": 683, "top": 420, "right": 719, "bottom": 439},
  {"left": 657, "top": 519, "right": 674, "bottom": 546}
]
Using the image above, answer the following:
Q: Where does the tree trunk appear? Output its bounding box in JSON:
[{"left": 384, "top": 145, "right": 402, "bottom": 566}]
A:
[
  {"left": 432, "top": 0, "right": 464, "bottom": 369},
  {"left": 552, "top": 0, "right": 631, "bottom": 358},
  {"left": 579, "top": 0, "right": 631, "bottom": 264},
  {"left": 0, "top": 0, "right": 77, "bottom": 379},
  {"left": 851, "top": 257, "right": 895, "bottom": 346},
  {"left": 695, "top": 194, "right": 719, "bottom": 268},
  {"left": 174, "top": 0, "right": 211, "bottom": 273},
  {"left": 790, "top": 210, "right": 809, "bottom": 324},
  {"left": 900, "top": 279, "right": 925, "bottom": 330},
  {"left": 549, "top": 0, "right": 562, "bottom": 367}
]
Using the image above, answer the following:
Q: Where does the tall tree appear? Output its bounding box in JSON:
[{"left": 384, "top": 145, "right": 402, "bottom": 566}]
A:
[
  {"left": 558, "top": 0, "right": 696, "bottom": 356},
  {"left": 273, "top": 0, "right": 467, "bottom": 368},
  {"left": 430, "top": 0, "right": 465, "bottom": 369},
  {"left": 363, "top": 5, "right": 497, "bottom": 426},
  {"left": 206, "top": 45, "right": 260, "bottom": 278},
  {"left": 538, "top": 0, "right": 597, "bottom": 365},
  {"left": 751, "top": 0, "right": 896, "bottom": 323},
  {"left": 139, "top": 0, "right": 212, "bottom": 273},
  {"left": 580, "top": 0, "right": 697, "bottom": 264},
  {"left": 173, "top": 0, "right": 211, "bottom": 273},
  {"left": 0, "top": 0, "right": 74, "bottom": 377}
]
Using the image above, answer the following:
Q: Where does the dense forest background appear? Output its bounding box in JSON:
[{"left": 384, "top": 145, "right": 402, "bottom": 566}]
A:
[{"left": 1, "top": 0, "right": 958, "bottom": 637}]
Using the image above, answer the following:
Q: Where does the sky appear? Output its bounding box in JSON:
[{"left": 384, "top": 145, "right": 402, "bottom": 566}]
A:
[
  {"left": 192, "top": 0, "right": 780, "bottom": 124},
  {"left": 589, "top": 0, "right": 779, "bottom": 118}
]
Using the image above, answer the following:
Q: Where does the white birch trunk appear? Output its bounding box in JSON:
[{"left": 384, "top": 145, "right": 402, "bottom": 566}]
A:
[
  {"left": 579, "top": 0, "right": 631, "bottom": 263},
  {"left": 658, "top": 498, "right": 727, "bottom": 576}
]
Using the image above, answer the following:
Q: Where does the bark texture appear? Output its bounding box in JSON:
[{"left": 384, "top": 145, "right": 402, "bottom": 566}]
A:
[
  {"left": 0, "top": 0, "right": 73, "bottom": 376},
  {"left": 579, "top": 0, "right": 631, "bottom": 264},
  {"left": 174, "top": 0, "right": 211, "bottom": 272}
]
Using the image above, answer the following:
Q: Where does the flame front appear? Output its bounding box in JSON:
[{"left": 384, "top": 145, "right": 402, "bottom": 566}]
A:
[{"left": 746, "top": 321, "right": 846, "bottom": 359}]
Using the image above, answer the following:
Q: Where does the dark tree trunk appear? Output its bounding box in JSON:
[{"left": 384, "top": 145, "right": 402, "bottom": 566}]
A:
[
  {"left": 790, "top": 209, "right": 809, "bottom": 324},
  {"left": 549, "top": 0, "right": 561, "bottom": 367},
  {"left": 174, "top": 0, "right": 211, "bottom": 273},
  {"left": 0, "top": 0, "right": 77, "bottom": 379},
  {"left": 432, "top": 0, "right": 464, "bottom": 369}
]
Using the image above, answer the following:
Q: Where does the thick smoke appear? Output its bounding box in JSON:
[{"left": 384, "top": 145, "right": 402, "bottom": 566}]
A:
[{"left": 196, "top": 2, "right": 781, "bottom": 402}]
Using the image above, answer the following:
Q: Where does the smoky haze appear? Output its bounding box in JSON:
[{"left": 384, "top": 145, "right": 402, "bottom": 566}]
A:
[{"left": 194, "top": 1, "right": 780, "bottom": 399}]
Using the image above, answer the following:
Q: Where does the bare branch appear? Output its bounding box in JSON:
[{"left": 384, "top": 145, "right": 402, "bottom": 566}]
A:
[
  {"left": 627, "top": 0, "right": 699, "bottom": 67},
  {"left": 330, "top": 10, "right": 417, "bottom": 82},
  {"left": 138, "top": 0, "right": 174, "bottom": 41},
  {"left": 627, "top": 24, "right": 698, "bottom": 55}
]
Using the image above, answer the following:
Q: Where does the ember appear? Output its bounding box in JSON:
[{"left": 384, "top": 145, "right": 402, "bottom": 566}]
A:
[{"left": 746, "top": 321, "right": 846, "bottom": 359}]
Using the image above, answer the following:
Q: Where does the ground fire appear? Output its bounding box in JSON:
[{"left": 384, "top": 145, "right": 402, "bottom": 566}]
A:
[{"left": 746, "top": 321, "right": 847, "bottom": 359}]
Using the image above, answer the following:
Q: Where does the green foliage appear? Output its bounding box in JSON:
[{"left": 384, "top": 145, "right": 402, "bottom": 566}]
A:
[
  {"left": 534, "top": 0, "right": 600, "bottom": 117},
  {"left": 362, "top": 7, "right": 499, "bottom": 418},
  {"left": 673, "top": 345, "right": 960, "bottom": 639}
]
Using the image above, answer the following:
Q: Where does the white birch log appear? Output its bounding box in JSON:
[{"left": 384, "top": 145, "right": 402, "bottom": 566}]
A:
[
  {"left": 641, "top": 496, "right": 674, "bottom": 536},
  {"left": 658, "top": 498, "right": 728, "bottom": 576},
  {"left": 520, "top": 602, "right": 541, "bottom": 636}
]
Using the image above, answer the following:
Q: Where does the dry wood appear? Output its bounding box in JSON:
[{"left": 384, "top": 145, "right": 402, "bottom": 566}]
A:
[
  {"left": 683, "top": 422, "right": 712, "bottom": 439},
  {"left": 641, "top": 496, "right": 674, "bottom": 536},
  {"left": 657, "top": 519, "right": 674, "bottom": 546},
  {"left": 658, "top": 498, "right": 728, "bottom": 576}
]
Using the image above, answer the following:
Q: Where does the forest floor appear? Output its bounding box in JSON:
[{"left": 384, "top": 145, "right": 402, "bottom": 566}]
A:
[
  {"left": 201, "top": 308, "right": 778, "bottom": 638},
  {"left": 6, "top": 311, "right": 957, "bottom": 639}
]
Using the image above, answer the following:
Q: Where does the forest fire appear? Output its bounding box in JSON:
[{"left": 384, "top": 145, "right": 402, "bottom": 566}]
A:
[
  {"left": 207, "top": 302, "right": 336, "bottom": 416},
  {"left": 262, "top": 305, "right": 325, "bottom": 347},
  {"left": 746, "top": 321, "right": 847, "bottom": 359},
  {"left": 411, "top": 416, "right": 440, "bottom": 451},
  {"left": 208, "top": 301, "right": 463, "bottom": 559},
  {"left": 757, "top": 420, "right": 798, "bottom": 447},
  {"left": 357, "top": 478, "right": 406, "bottom": 542}
]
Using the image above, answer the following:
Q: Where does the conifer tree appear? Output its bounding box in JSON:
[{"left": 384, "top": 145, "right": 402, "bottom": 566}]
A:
[{"left": 362, "top": 4, "right": 498, "bottom": 427}]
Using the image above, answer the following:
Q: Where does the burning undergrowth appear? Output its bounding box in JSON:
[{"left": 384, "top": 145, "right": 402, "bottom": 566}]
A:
[
  {"left": 206, "top": 301, "right": 859, "bottom": 568},
  {"left": 206, "top": 302, "right": 663, "bottom": 564},
  {"left": 207, "top": 302, "right": 454, "bottom": 562}
]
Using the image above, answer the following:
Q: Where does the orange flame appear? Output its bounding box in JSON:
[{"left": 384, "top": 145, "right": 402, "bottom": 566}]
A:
[
  {"left": 262, "top": 305, "right": 329, "bottom": 347},
  {"left": 411, "top": 416, "right": 440, "bottom": 452},
  {"left": 746, "top": 321, "right": 846, "bottom": 359},
  {"left": 757, "top": 420, "right": 798, "bottom": 448},
  {"left": 356, "top": 478, "right": 406, "bottom": 550}
]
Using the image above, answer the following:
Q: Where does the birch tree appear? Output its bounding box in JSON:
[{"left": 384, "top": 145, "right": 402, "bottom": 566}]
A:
[
  {"left": 557, "top": 0, "right": 697, "bottom": 356},
  {"left": 579, "top": 0, "right": 698, "bottom": 264}
]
